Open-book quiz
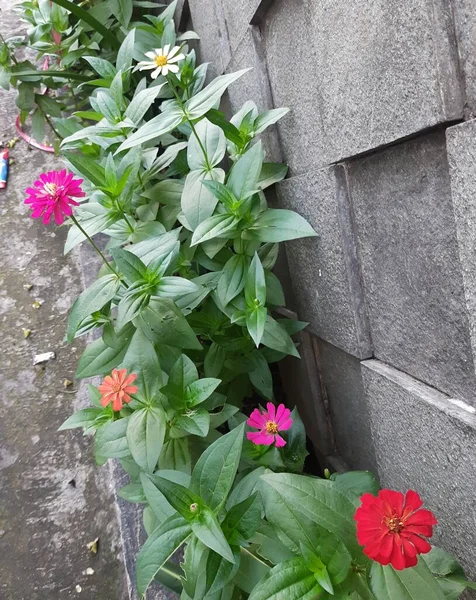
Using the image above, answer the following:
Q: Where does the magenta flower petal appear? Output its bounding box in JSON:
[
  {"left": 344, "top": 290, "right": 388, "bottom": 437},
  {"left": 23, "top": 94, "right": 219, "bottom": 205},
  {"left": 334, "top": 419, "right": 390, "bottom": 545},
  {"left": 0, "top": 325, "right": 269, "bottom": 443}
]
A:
[
  {"left": 246, "top": 403, "right": 293, "bottom": 448},
  {"left": 24, "top": 169, "right": 85, "bottom": 226}
]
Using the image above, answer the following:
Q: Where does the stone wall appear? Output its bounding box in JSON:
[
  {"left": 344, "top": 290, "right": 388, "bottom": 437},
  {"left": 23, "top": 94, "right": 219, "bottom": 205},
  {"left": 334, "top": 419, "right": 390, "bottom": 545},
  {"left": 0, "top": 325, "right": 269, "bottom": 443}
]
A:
[{"left": 181, "top": 0, "right": 476, "bottom": 579}]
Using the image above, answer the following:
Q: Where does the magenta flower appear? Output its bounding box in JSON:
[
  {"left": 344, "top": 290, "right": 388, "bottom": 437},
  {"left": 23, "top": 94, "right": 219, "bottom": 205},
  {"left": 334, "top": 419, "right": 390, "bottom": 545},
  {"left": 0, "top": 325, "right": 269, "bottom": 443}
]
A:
[
  {"left": 24, "top": 169, "right": 85, "bottom": 225},
  {"left": 246, "top": 403, "right": 292, "bottom": 448}
]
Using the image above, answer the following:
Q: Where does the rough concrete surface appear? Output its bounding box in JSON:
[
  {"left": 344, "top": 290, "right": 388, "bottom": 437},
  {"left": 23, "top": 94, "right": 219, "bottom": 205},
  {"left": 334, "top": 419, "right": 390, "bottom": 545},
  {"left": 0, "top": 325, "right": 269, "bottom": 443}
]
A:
[
  {"left": 0, "top": 2, "right": 127, "bottom": 598},
  {"left": 348, "top": 131, "right": 476, "bottom": 404},
  {"left": 263, "top": 0, "right": 463, "bottom": 174},
  {"left": 362, "top": 359, "right": 476, "bottom": 590},
  {"left": 277, "top": 166, "right": 372, "bottom": 359}
]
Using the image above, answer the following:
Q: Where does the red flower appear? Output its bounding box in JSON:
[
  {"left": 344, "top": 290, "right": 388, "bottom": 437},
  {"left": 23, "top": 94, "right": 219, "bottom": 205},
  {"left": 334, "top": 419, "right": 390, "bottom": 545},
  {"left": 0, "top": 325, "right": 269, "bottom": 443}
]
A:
[
  {"left": 354, "top": 489, "right": 438, "bottom": 570},
  {"left": 98, "top": 369, "right": 138, "bottom": 412}
]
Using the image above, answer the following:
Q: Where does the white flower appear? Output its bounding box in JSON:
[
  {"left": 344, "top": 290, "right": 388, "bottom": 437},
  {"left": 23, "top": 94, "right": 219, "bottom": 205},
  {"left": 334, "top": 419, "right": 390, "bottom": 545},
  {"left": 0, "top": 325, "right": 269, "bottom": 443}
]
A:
[{"left": 137, "top": 45, "right": 185, "bottom": 79}]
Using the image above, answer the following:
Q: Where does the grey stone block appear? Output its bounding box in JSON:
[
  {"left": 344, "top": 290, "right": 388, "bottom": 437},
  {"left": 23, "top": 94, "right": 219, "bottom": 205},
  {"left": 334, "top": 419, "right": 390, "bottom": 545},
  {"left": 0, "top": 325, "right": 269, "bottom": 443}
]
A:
[
  {"left": 277, "top": 165, "right": 372, "bottom": 359},
  {"left": 188, "top": 0, "right": 231, "bottom": 78},
  {"left": 317, "top": 339, "right": 378, "bottom": 473},
  {"left": 362, "top": 359, "right": 476, "bottom": 581},
  {"left": 453, "top": 0, "right": 476, "bottom": 117},
  {"left": 224, "top": 26, "right": 282, "bottom": 162},
  {"left": 348, "top": 131, "right": 476, "bottom": 403},
  {"left": 262, "top": 0, "right": 463, "bottom": 174},
  {"left": 219, "top": 0, "right": 262, "bottom": 52},
  {"left": 447, "top": 120, "right": 476, "bottom": 384}
]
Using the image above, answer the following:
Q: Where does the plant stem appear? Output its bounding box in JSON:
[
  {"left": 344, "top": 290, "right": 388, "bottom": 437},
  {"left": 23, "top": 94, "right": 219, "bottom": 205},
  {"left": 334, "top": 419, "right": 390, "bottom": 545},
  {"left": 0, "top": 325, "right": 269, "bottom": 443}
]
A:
[
  {"left": 71, "top": 215, "right": 120, "bottom": 277},
  {"left": 168, "top": 78, "right": 212, "bottom": 171},
  {"left": 44, "top": 113, "right": 62, "bottom": 140}
]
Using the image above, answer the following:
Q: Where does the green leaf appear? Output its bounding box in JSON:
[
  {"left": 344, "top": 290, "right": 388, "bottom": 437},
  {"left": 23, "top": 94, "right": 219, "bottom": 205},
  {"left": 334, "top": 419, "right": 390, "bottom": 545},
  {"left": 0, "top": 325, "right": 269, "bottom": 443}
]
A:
[
  {"left": 118, "top": 482, "right": 147, "bottom": 503},
  {"left": 330, "top": 471, "right": 380, "bottom": 498},
  {"left": 50, "top": 0, "right": 120, "bottom": 48},
  {"left": 185, "top": 70, "right": 250, "bottom": 120},
  {"left": 246, "top": 306, "right": 267, "bottom": 348},
  {"left": 204, "top": 343, "right": 227, "bottom": 378},
  {"left": 117, "top": 288, "right": 150, "bottom": 330},
  {"left": 35, "top": 93, "right": 63, "bottom": 117},
  {"left": 190, "top": 423, "right": 245, "bottom": 511},
  {"left": 175, "top": 408, "right": 210, "bottom": 437},
  {"left": 16, "top": 82, "right": 35, "bottom": 111},
  {"left": 245, "top": 253, "right": 266, "bottom": 307},
  {"left": 185, "top": 378, "right": 221, "bottom": 407},
  {"left": 257, "top": 163, "right": 288, "bottom": 189},
  {"left": 135, "top": 298, "right": 202, "bottom": 350},
  {"left": 261, "top": 316, "right": 299, "bottom": 358},
  {"left": 191, "top": 213, "right": 239, "bottom": 246},
  {"left": 92, "top": 90, "right": 121, "bottom": 124},
  {"left": 125, "top": 85, "right": 164, "bottom": 125},
  {"left": 191, "top": 507, "right": 235, "bottom": 563},
  {"left": 76, "top": 327, "right": 133, "bottom": 378},
  {"left": 117, "top": 28, "right": 136, "bottom": 74},
  {"left": 370, "top": 560, "right": 447, "bottom": 600},
  {"left": 253, "top": 107, "right": 289, "bottom": 135},
  {"left": 248, "top": 557, "right": 322, "bottom": 600},
  {"left": 187, "top": 118, "right": 226, "bottom": 170},
  {"left": 205, "top": 548, "right": 241, "bottom": 596},
  {"left": 67, "top": 274, "right": 119, "bottom": 342},
  {"left": 59, "top": 408, "right": 104, "bottom": 431},
  {"left": 95, "top": 418, "right": 130, "bottom": 459},
  {"left": 205, "top": 109, "right": 244, "bottom": 148},
  {"left": 136, "top": 514, "right": 192, "bottom": 597},
  {"left": 216, "top": 254, "right": 249, "bottom": 306},
  {"left": 117, "top": 105, "right": 184, "bottom": 152},
  {"left": 127, "top": 406, "right": 166, "bottom": 472},
  {"left": 111, "top": 0, "right": 133, "bottom": 27},
  {"left": 244, "top": 209, "right": 317, "bottom": 243},
  {"left": 83, "top": 56, "right": 117, "bottom": 79},
  {"left": 147, "top": 474, "right": 201, "bottom": 519},
  {"left": 181, "top": 168, "right": 225, "bottom": 231},
  {"left": 222, "top": 492, "right": 262, "bottom": 545},
  {"left": 62, "top": 151, "right": 106, "bottom": 187},
  {"left": 260, "top": 473, "right": 363, "bottom": 556},
  {"left": 228, "top": 142, "right": 264, "bottom": 201},
  {"left": 159, "top": 438, "right": 192, "bottom": 474},
  {"left": 140, "top": 472, "right": 176, "bottom": 524},
  {"left": 111, "top": 247, "right": 147, "bottom": 283},
  {"left": 120, "top": 328, "right": 163, "bottom": 401},
  {"left": 248, "top": 350, "right": 273, "bottom": 400}
]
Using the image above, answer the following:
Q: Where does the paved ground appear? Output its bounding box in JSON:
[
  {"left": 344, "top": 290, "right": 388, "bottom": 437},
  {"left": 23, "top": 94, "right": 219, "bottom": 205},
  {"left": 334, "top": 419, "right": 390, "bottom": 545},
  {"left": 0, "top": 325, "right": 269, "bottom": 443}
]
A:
[{"left": 0, "top": 2, "right": 127, "bottom": 598}]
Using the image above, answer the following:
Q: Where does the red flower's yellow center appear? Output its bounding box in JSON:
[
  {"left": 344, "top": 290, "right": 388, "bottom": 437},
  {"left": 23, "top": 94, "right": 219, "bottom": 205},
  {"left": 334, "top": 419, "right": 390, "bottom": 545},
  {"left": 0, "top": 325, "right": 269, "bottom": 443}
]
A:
[
  {"left": 154, "top": 55, "right": 168, "bottom": 67},
  {"left": 265, "top": 421, "right": 279, "bottom": 435},
  {"left": 44, "top": 183, "right": 58, "bottom": 196},
  {"left": 112, "top": 383, "right": 123, "bottom": 393},
  {"left": 385, "top": 515, "right": 405, "bottom": 534}
]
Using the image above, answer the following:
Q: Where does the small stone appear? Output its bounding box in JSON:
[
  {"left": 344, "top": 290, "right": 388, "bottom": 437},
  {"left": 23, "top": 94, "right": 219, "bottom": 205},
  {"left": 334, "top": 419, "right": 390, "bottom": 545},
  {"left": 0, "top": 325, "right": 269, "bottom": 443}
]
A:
[
  {"left": 86, "top": 538, "right": 99, "bottom": 554},
  {"left": 63, "top": 379, "right": 73, "bottom": 388},
  {"left": 23, "top": 284, "right": 33, "bottom": 291},
  {"left": 75, "top": 585, "right": 82, "bottom": 593},
  {"left": 86, "top": 568, "right": 94, "bottom": 576},
  {"left": 32, "top": 300, "right": 42, "bottom": 309},
  {"left": 22, "top": 328, "right": 31, "bottom": 339}
]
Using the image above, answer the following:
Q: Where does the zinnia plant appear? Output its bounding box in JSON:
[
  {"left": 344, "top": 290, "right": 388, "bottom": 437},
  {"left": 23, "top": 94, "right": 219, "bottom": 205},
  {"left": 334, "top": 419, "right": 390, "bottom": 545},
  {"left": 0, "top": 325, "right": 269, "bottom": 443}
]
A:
[{"left": 14, "top": 1, "right": 476, "bottom": 599}]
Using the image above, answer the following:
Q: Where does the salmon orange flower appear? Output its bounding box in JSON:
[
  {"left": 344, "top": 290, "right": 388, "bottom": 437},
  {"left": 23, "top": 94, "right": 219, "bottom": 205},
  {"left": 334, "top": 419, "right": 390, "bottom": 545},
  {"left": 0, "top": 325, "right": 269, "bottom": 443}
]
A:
[
  {"left": 246, "top": 403, "right": 292, "bottom": 447},
  {"left": 354, "top": 489, "right": 438, "bottom": 570},
  {"left": 98, "top": 369, "right": 138, "bottom": 412}
]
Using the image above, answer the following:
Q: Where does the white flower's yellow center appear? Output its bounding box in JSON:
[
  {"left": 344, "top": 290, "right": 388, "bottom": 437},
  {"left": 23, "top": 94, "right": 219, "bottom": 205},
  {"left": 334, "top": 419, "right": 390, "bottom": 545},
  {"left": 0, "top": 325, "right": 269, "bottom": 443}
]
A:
[
  {"left": 265, "top": 421, "right": 278, "bottom": 435},
  {"left": 154, "top": 55, "right": 168, "bottom": 67},
  {"left": 44, "top": 183, "right": 58, "bottom": 196}
]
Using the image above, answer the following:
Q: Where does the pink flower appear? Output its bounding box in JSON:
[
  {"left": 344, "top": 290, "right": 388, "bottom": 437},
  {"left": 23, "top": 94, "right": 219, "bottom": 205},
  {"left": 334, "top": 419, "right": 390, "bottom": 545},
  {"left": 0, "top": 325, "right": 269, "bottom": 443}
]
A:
[
  {"left": 246, "top": 403, "right": 292, "bottom": 448},
  {"left": 24, "top": 169, "right": 85, "bottom": 225}
]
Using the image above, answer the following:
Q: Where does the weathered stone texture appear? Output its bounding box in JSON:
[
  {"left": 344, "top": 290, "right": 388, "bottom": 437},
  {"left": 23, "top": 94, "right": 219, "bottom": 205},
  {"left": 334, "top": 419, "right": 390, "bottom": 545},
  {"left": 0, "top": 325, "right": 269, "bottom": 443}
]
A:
[
  {"left": 263, "top": 0, "right": 463, "bottom": 174},
  {"left": 188, "top": 0, "right": 231, "bottom": 78},
  {"left": 348, "top": 131, "right": 476, "bottom": 403},
  {"left": 317, "top": 340, "right": 378, "bottom": 473},
  {"left": 220, "top": 0, "right": 262, "bottom": 52},
  {"left": 277, "top": 166, "right": 371, "bottom": 359},
  {"left": 447, "top": 120, "right": 476, "bottom": 378},
  {"left": 362, "top": 359, "right": 476, "bottom": 580},
  {"left": 453, "top": 0, "right": 476, "bottom": 116}
]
